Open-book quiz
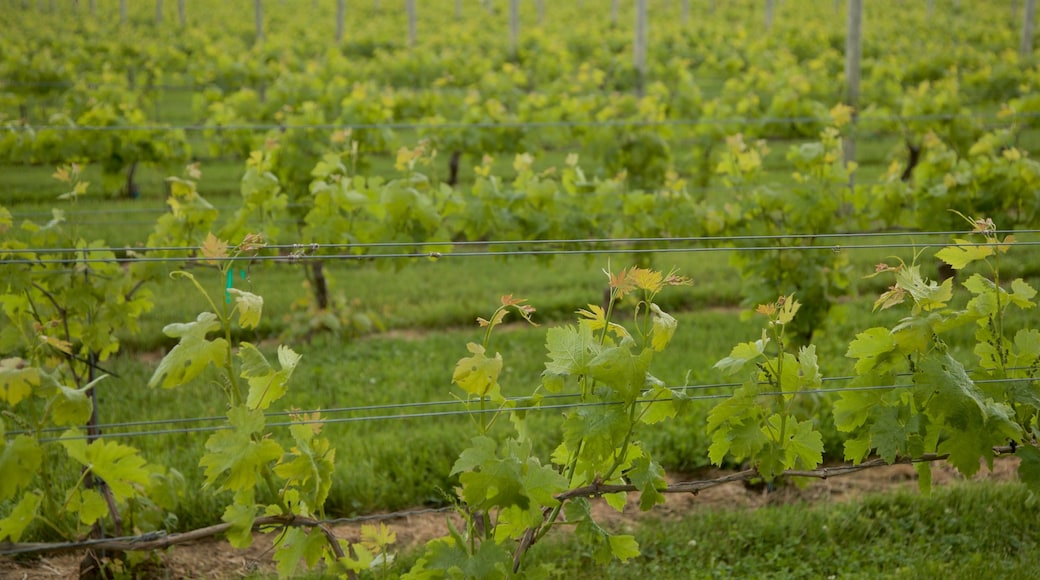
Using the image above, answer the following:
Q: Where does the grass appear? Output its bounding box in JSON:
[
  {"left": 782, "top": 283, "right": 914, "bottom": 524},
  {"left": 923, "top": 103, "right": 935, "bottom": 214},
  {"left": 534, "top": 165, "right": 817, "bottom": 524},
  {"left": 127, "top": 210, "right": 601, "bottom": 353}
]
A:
[{"left": 522, "top": 481, "right": 1040, "bottom": 578}]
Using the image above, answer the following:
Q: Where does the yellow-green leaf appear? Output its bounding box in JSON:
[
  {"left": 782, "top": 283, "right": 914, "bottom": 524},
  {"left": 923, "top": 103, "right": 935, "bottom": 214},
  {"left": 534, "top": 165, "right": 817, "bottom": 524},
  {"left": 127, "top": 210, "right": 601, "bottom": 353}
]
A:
[
  {"left": 0, "top": 492, "right": 42, "bottom": 542},
  {"left": 0, "top": 358, "right": 38, "bottom": 405},
  {"left": 228, "top": 288, "right": 263, "bottom": 329},
  {"left": 936, "top": 239, "right": 993, "bottom": 270},
  {"left": 148, "top": 312, "right": 229, "bottom": 389},
  {"left": 649, "top": 303, "right": 676, "bottom": 352},
  {"left": 452, "top": 343, "right": 503, "bottom": 398}
]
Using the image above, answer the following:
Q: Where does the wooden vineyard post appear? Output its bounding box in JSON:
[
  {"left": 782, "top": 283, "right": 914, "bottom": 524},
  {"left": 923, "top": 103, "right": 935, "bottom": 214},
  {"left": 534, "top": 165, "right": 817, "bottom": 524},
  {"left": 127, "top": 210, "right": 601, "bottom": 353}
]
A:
[
  {"left": 337, "top": 0, "right": 346, "bottom": 43},
  {"left": 765, "top": 0, "right": 774, "bottom": 31},
  {"left": 635, "top": 0, "right": 648, "bottom": 89},
  {"left": 178, "top": 0, "right": 185, "bottom": 26},
  {"left": 510, "top": 0, "right": 519, "bottom": 58},
  {"left": 407, "top": 0, "right": 417, "bottom": 47},
  {"left": 155, "top": 0, "right": 162, "bottom": 25},
  {"left": 255, "top": 0, "right": 264, "bottom": 44},
  {"left": 1023, "top": 0, "right": 1037, "bottom": 60},
  {"left": 845, "top": 0, "right": 862, "bottom": 186}
]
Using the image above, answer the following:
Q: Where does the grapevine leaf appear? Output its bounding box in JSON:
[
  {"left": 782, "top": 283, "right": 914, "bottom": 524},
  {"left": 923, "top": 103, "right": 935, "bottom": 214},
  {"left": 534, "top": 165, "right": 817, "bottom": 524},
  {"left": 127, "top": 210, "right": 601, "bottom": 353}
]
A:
[
  {"left": 451, "top": 435, "right": 497, "bottom": 476},
  {"left": 60, "top": 431, "right": 151, "bottom": 501},
  {"left": 1011, "top": 329, "right": 1040, "bottom": 369},
  {"left": 273, "top": 526, "right": 327, "bottom": 579},
  {"left": 833, "top": 387, "right": 879, "bottom": 433},
  {"left": 66, "top": 488, "right": 108, "bottom": 526},
  {"left": 1009, "top": 279, "right": 1037, "bottom": 309},
  {"left": 458, "top": 459, "right": 527, "bottom": 511},
  {"left": 199, "top": 232, "right": 228, "bottom": 265},
  {"left": 199, "top": 407, "right": 284, "bottom": 492},
  {"left": 452, "top": 343, "right": 503, "bottom": 398},
  {"left": 543, "top": 323, "right": 598, "bottom": 378},
  {"left": 228, "top": 288, "right": 263, "bottom": 329},
  {"left": 938, "top": 428, "right": 993, "bottom": 478},
  {"left": 627, "top": 455, "right": 666, "bottom": 510},
  {"left": 709, "top": 417, "right": 768, "bottom": 466},
  {"left": 895, "top": 266, "right": 953, "bottom": 311},
  {"left": 608, "top": 534, "right": 641, "bottom": 562},
  {"left": 935, "top": 239, "right": 993, "bottom": 270},
  {"left": 50, "top": 381, "right": 94, "bottom": 427},
  {"left": 777, "top": 417, "right": 824, "bottom": 470},
  {"left": 360, "top": 522, "right": 397, "bottom": 550},
  {"left": 870, "top": 405, "right": 907, "bottom": 464},
  {"left": 1018, "top": 446, "right": 1040, "bottom": 494},
  {"left": 0, "top": 358, "right": 37, "bottom": 405},
  {"left": 148, "top": 312, "right": 229, "bottom": 389},
  {"left": 846, "top": 328, "right": 896, "bottom": 374},
  {"left": 797, "top": 345, "right": 822, "bottom": 390},
  {"left": 0, "top": 435, "right": 42, "bottom": 500},
  {"left": 714, "top": 336, "right": 768, "bottom": 375},
  {"left": 648, "top": 303, "right": 676, "bottom": 351},
  {"left": 775, "top": 296, "right": 800, "bottom": 325},
  {"left": 843, "top": 435, "right": 872, "bottom": 464},
  {"left": 521, "top": 458, "right": 567, "bottom": 508},
  {"left": 604, "top": 492, "right": 627, "bottom": 512},
  {"left": 917, "top": 354, "right": 987, "bottom": 427},
  {"left": 577, "top": 304, "right": 630, "bottom": 340},
  {"left": 222, "top": 503, "right": 256, "bottom": 548},
  {"left": 639, "top": 384, "right": 677, "bottom": 425},
  {"left": 274, "top": 420, "right": 335, "bottom": 513},
  {"left": 240, "top": 343, "right": 301, "bottom": 410},
  {"left": 588, "top": 345, "right": 652, "bottom": 403},
  {"left": 0, "top": 491, "right": 41, "bottom": 542}
]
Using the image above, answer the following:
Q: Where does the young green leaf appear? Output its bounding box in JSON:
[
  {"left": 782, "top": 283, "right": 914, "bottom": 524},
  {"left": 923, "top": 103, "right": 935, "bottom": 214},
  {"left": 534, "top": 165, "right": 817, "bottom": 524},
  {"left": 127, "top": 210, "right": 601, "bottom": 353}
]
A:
[
  {"left": 648, "top": 303, "right": 676, "bottom": 351},
  {"left": 0, "top": 358, "right": 37, "bottom": 406},
  {"left": 240, "top": 343, "right": 302, "bottom": 410},
  {"left": 846, "top": 327, "right": 897, "bottom": 374},
  {"left": 199, "top": 407, "right": 284, "bottom": 493},
  {"left": 65, "top": 488, "right": 108, "bottom": 526},
  {"left": 0, "top": 491, "right": 42, "bottom": 542},
  {"left": 452, "top": 343, "right": 503, "bottom": 398},
  {"left": 228, "top": 288, "right": 263, "bottom": 329},
  {"left": 935, "top": 239, "right": 993, "bottom": 270},
  {"left": 148, "top": 312, "right": 230, "bottom": 389},
  {"left": 543, "top": 323, "right": 598, "bottom": 378},
  {"left": 274, "top": 527, "right": 327, "bottom": 579},
  {"left": 0, "top": 435, "right": 42, "bottom": 500},
  {"left": 60, "top": 431, "right": 151, "bottom": 501},
  {"left": 222, "top": 503, "right": 257, "bottom": 548},
  {"left": 714, "top": 336, "right": 768, "bottom": 375}
]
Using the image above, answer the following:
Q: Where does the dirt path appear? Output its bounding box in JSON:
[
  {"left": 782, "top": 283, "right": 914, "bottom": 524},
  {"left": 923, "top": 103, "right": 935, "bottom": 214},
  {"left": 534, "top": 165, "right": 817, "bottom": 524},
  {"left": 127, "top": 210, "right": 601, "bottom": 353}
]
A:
[{"left": 0, "top": 457, "right": 1020, "bottom": 579}]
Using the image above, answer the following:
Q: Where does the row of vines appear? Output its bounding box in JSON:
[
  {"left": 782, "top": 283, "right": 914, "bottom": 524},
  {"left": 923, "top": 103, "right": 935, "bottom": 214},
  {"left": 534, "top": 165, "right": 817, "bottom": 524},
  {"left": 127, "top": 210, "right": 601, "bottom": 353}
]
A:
[
  {"left": 3, "top": 0, "right": 1040, "bottom": 577},
  {"left": 2, "top": 115, "right": 1040, "bottom": 576},
  {"left": 2, "top": 0, "right": 1039, "bottom": 196}
]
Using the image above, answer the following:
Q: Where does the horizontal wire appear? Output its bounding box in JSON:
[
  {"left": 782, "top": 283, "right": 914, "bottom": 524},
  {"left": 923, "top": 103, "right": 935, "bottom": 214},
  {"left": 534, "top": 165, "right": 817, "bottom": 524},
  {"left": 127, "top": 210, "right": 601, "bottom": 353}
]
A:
[
  {"left": 32, "top": 375, "right": 1039, "bottom": 443},
  {"left": 4, "top": 238, "right": 1039, "bottom": 266},
  {"left": 0, "top": 110, "right": 1034, "bottom": 133},
  {"left": 3, "top": 229, "right": 1036, "bottom": 257},
  {"left": 17, "top": 364, "right": 1040, "bottom": 438}
]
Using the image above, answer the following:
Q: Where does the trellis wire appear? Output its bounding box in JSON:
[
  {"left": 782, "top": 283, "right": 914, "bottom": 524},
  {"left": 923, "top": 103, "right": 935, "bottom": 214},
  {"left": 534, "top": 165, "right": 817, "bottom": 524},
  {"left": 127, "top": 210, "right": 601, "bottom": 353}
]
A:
[
  {"left": 1, "top": 110, "right": 1036, "bottom": 133},
  {"left": 4, "top": 238, "right": 1039, "bottom": 266},
  {"left": 22, "top": 375, "right": 1038, "bottom": 444},
  {"left": 4, "top": 229, "right": 1035, "bottom": 268}
]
